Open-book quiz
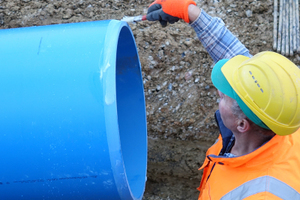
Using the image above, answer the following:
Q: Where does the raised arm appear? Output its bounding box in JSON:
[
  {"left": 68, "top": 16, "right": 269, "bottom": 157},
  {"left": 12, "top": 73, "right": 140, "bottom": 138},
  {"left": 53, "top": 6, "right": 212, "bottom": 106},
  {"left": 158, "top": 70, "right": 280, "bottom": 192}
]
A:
[
  {"left": 188, "top": 5, "right": 251, "bottom": 62},
  {"left": 146, "top": 1, "right": 252, "bottom": 62}
]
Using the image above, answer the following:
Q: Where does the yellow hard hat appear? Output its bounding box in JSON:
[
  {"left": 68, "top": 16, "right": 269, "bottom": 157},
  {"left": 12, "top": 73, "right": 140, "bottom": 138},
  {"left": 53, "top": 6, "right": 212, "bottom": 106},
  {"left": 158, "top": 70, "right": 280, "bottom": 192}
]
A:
[{"left": 212, "top": 51, "right": 300, "bottom": 136}]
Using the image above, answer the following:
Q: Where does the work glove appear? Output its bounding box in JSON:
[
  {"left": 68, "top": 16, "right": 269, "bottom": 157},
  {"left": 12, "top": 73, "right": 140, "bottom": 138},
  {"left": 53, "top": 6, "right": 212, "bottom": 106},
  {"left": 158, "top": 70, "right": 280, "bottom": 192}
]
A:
[{"left": 146, "top": 0, "right": 197, "bottom": 27}]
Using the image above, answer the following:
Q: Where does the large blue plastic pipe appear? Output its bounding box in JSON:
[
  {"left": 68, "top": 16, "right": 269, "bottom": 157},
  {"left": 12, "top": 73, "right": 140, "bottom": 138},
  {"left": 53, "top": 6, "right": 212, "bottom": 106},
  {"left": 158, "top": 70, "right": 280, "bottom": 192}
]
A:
[{"left": 0, "top": 20, "right": 147, "bottom": 199}]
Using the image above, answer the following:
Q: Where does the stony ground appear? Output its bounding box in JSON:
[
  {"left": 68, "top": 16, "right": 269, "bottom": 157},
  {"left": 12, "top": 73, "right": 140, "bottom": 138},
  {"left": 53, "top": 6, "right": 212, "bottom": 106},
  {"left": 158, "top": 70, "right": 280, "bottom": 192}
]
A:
[{"left": 1, "top": 0, "right": 300, "bottom": 199}]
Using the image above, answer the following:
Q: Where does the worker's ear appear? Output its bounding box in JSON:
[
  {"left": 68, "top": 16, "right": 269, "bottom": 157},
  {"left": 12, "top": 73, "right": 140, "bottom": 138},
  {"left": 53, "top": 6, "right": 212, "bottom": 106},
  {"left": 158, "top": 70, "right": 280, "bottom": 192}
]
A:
[{"left": 236, "top": 118, "right": 250, "bottom": 133}]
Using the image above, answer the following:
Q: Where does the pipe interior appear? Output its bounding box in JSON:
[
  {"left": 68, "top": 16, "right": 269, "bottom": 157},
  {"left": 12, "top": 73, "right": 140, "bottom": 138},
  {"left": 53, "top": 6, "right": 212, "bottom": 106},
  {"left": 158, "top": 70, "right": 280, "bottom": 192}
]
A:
[{"left": 116, "top": 26, "right": 147, "bottom": 198}]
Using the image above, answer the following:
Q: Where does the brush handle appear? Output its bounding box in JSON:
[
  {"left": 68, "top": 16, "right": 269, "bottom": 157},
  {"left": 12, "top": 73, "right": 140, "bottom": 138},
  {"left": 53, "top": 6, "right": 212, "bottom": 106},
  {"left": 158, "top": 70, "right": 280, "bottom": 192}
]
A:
[{"left": 142, "top": 15, "right": 147, "bottom": 21}]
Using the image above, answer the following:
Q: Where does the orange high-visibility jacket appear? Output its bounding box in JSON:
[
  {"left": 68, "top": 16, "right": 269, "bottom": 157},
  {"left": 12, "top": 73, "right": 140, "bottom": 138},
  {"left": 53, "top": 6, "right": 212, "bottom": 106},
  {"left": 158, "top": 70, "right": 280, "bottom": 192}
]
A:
[{"left": 198, "top": 111, "right": 300, "bottom": 199}]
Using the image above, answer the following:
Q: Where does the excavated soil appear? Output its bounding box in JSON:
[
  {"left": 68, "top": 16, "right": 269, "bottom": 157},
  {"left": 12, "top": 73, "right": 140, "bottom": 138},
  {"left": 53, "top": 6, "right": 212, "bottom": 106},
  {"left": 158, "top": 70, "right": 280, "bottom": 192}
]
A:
[{"left": 1, "top": 0, "right": 300, "bottom": 199}]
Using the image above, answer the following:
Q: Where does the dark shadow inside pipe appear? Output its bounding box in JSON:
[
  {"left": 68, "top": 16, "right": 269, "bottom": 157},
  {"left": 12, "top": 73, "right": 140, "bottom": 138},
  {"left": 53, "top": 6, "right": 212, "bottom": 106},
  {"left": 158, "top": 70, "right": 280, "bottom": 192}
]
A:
[{"left": 116, "top": 26, "right": 147, "bottom": 198}]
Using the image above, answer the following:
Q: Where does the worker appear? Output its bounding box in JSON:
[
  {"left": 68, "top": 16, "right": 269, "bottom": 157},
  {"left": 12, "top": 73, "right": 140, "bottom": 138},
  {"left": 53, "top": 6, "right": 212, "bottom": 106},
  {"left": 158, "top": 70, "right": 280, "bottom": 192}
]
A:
[{"left": 146, "top": 0, "right": 300, "bottom": 199}]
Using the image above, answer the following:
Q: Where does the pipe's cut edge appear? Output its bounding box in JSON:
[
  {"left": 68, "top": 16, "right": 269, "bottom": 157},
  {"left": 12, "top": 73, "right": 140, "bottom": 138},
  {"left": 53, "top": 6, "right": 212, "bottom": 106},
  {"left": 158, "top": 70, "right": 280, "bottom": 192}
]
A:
[{"left": 102, "top": 20, "right": 147, "bottom": 200}]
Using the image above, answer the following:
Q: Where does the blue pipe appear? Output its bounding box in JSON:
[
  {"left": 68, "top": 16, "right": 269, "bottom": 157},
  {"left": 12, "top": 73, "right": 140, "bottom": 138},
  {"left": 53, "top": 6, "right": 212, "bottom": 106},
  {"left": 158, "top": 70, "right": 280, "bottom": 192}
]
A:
[{"left": 0, "top": 20, "right": 147, "bottom": 200}]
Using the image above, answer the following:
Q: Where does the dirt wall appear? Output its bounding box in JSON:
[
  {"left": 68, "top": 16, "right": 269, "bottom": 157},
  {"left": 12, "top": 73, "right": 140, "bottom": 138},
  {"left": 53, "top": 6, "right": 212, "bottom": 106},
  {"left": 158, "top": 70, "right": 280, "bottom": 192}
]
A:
[{"left": 1, "top": 0, "right": 299, "bottom": 199}]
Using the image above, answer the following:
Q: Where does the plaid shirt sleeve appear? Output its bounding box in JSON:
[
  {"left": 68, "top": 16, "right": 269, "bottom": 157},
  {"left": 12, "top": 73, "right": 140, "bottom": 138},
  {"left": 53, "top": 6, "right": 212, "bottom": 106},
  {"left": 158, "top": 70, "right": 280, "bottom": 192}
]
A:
[{"left": 190, "top": 10, "right": 252, "bottom": 63}]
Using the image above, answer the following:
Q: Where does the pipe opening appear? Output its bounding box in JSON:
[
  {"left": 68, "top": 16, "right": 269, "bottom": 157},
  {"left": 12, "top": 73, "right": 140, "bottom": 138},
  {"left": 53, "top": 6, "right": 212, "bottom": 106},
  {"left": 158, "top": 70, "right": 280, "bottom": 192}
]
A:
[{"left": 116, "top": 26, "right": 147, "bottom": 199}]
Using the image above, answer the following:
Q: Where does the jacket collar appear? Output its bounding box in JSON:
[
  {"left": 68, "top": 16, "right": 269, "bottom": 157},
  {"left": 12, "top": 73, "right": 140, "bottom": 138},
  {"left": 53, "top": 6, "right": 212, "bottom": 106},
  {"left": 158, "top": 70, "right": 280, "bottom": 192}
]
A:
[{"left": 207, "top": 134, "right": 284, "bottom": 168}]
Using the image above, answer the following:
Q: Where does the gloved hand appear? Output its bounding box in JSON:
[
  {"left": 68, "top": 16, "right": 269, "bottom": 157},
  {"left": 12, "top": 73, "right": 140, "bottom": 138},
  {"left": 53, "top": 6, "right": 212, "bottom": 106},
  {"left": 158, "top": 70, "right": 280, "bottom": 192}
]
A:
[{"left": 146, "top": 0, "right": 197, "bottom": 27}]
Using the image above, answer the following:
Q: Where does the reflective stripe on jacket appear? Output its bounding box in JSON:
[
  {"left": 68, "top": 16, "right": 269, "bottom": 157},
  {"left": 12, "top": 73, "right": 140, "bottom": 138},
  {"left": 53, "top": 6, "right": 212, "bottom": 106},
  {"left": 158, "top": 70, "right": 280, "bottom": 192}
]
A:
[{"left": 198, "top": 110, "right": 300, "bottom": 199}]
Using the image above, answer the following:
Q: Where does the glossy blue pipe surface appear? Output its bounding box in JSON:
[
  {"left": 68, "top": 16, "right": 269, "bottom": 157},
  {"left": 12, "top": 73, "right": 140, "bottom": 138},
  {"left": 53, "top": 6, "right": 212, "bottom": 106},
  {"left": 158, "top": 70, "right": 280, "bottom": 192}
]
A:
[{"left": 0, "top": 20, "right": 147, "bottom": 200}]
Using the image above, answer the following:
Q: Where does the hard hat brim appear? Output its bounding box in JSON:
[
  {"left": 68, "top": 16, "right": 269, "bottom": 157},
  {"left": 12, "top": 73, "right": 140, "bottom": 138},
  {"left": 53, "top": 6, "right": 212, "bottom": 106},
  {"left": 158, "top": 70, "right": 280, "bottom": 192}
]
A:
[{"left": 211, "top": 59, "right": 234, "bottom": 99}]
